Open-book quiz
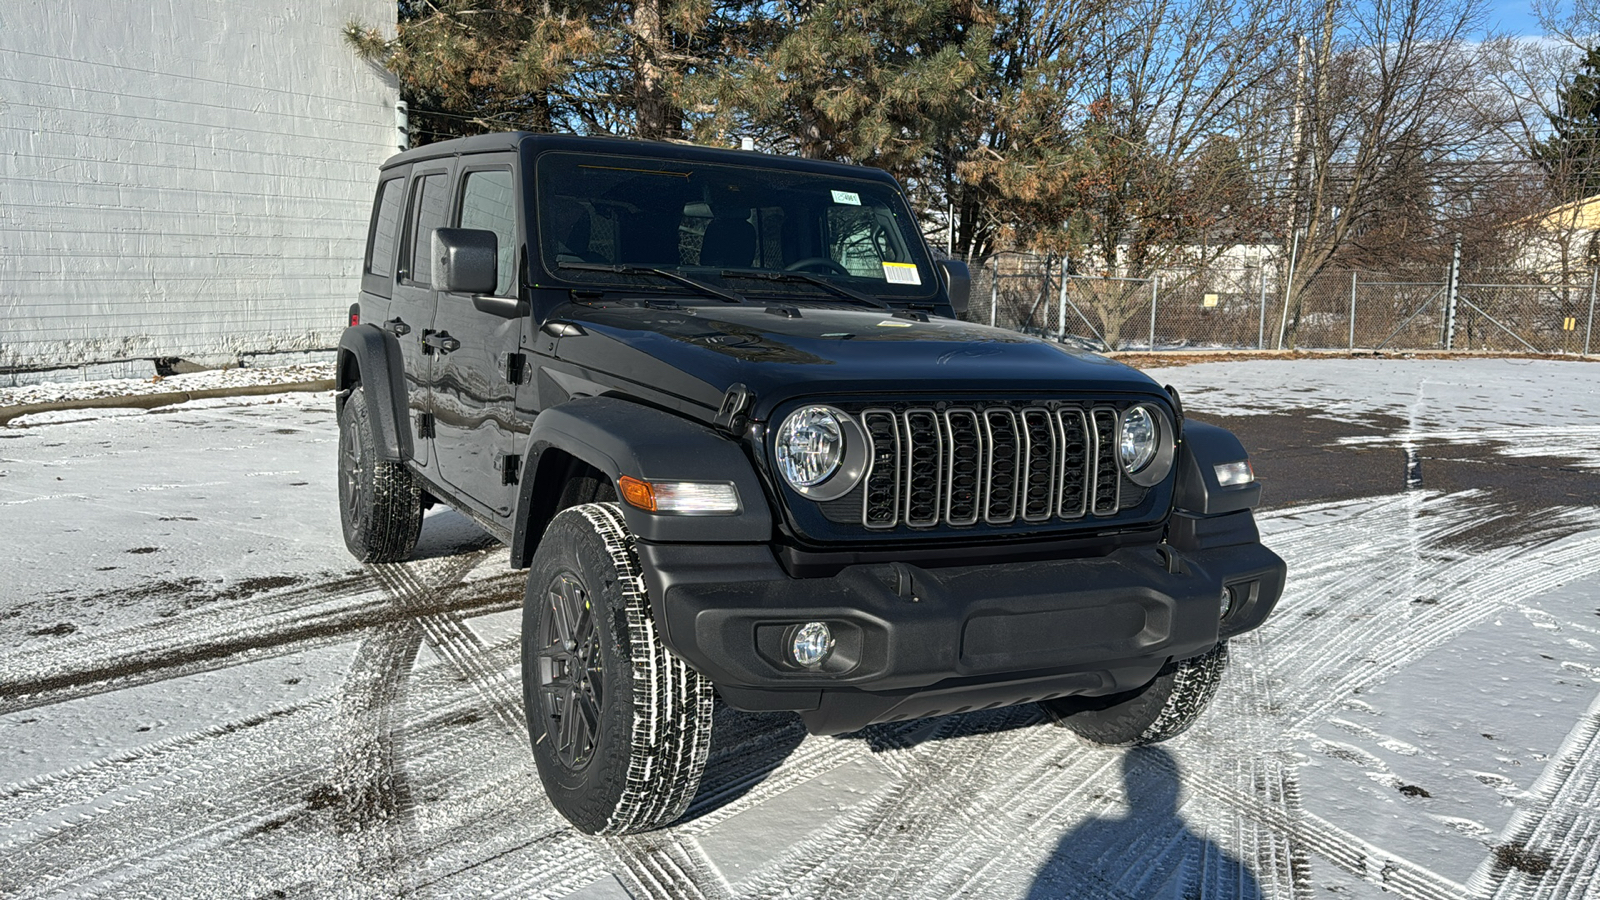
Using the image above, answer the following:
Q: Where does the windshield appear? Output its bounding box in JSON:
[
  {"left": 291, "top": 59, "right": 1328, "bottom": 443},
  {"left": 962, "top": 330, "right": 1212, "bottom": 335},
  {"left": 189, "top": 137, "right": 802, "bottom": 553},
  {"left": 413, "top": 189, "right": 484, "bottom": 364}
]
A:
[{"left": 533, "top": 152, "right": 937, "bottom": 301}]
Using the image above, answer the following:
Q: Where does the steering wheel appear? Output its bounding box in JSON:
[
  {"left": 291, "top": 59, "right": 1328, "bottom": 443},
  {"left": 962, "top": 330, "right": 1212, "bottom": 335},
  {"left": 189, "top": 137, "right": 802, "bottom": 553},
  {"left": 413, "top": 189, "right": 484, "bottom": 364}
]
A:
[{"left": 784, "top": 257, "right": 852, "bottom": 277}]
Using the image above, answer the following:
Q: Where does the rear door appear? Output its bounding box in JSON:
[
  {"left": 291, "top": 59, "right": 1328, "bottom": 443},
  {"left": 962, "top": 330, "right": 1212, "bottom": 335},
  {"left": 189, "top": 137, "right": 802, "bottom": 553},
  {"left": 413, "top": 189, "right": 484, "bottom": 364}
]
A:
[
  {"left": 429, "top": 153, "right": 525, "bottom": 519},
  {"left": 388, "top": 161, "right": 455, "bottom": 469}
]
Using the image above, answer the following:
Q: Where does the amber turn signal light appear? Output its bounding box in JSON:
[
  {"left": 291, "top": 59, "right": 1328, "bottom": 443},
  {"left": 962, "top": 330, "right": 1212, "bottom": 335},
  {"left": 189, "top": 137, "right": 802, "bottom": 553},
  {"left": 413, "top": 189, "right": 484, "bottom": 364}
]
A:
[{"left": 618, "top": 475, "right": 656, "bottom": 511}]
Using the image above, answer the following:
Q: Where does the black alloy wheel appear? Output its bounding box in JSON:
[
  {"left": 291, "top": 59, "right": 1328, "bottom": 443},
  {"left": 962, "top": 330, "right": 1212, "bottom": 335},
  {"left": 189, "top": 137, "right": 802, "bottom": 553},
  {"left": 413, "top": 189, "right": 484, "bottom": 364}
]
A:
[
  {"left": 535, "top": 572, "right": 605, "bottom": 770},
  {"left": 336, "top": 383, "right": 422, "bottom": 563}
]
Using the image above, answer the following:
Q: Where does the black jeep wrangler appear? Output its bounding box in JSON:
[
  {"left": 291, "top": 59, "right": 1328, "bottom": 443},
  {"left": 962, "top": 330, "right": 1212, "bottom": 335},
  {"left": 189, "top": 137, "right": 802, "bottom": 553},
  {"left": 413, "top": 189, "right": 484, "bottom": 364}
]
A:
[{"left": 336, "top": 133, "right": 1285, "bottom": 835}]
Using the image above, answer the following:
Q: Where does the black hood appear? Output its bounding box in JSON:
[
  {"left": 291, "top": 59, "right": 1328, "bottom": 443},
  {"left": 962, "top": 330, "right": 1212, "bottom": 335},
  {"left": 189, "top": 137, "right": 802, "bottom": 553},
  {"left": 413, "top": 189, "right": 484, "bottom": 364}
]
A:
[{"left": 548, "top": 302, "right": 1166, "bottom": 419}]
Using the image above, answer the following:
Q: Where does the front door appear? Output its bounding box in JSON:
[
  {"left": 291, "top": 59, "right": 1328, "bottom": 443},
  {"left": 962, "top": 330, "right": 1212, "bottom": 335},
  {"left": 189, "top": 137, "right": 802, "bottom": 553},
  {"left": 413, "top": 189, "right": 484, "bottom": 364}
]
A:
[{"left": 429, "top": 155, "right": 525, "bottom": 520}]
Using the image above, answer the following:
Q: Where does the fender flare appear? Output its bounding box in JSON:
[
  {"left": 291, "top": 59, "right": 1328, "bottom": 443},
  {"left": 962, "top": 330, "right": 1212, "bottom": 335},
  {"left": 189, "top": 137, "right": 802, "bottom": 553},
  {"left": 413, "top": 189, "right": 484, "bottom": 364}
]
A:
[
  {"left": 510, "top": 396, "right": 772, "bottom": 568},
  {"left": 336, "top": 325, "right": 413, "bottom": 462},
  {"left": 1172, "top": 421, "right": 1261, "bottom": 515}
]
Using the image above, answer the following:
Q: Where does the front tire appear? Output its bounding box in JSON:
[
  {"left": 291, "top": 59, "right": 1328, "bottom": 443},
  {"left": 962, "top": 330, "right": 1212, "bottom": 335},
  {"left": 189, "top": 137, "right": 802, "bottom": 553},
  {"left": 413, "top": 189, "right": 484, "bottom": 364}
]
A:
[
  {"left": 337, "top": 384, "right": 422, "bottom": 563},
  {"left": 522, "top": 503, "right": 714, "bottom": 834},
  {"left": 1042, "top": 642, "right": 1229, "bottom": 747}
]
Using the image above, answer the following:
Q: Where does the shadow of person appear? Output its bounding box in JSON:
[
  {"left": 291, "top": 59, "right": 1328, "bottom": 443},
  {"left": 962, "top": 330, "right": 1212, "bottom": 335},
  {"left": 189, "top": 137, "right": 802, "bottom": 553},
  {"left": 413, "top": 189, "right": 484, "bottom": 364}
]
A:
[{"left": 1027, "top": 746, "right": 1263, "bottom": 899}]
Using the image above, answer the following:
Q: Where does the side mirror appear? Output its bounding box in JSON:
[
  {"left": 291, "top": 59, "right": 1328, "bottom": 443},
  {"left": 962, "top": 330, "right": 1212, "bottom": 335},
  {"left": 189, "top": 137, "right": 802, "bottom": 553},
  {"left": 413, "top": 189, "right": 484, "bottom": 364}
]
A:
[
  {"left": 431, "top": 228, "right": 498, "bottom": 294},
  {"left": 938, "top": 259, "right": 970, "bottom": 318}
]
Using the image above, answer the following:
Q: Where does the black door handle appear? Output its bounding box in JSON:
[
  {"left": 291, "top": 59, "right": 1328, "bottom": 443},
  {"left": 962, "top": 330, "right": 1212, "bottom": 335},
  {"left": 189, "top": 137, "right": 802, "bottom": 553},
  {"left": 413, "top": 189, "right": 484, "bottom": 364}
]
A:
[
  {"left": 384, "top": 317, "right": 411, "bottom": 336},
  {"left": 422, "top": 330, "right": 460, "bottom": 354}
]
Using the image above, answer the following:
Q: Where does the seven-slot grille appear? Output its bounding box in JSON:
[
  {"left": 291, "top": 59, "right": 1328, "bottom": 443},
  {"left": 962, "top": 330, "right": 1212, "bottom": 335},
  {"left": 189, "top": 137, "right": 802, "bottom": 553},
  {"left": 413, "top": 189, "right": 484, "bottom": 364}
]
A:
[{"left": 857, "top": 405, "right": 1124, "bottom": 530}]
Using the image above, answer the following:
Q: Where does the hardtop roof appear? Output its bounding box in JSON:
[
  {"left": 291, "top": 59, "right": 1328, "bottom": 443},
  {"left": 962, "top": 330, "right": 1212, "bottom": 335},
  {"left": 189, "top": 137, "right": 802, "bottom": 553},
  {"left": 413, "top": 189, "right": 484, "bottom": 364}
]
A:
[{"left": 378, "top": 132, "right": 901, "bottom": 187}]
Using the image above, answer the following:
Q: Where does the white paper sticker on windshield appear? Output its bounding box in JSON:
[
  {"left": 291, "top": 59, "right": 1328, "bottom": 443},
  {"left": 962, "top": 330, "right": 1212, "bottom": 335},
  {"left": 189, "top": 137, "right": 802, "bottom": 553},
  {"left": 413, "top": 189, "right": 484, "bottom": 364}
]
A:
[
  {"left": 882, "top": 262, "right": 921, "bottom": 285},
  {"left": 877, "top": 320, "right": 913, "bottom": 327},
  {"left": 831, "top": 190, "right": 861, "bottom": 206}
]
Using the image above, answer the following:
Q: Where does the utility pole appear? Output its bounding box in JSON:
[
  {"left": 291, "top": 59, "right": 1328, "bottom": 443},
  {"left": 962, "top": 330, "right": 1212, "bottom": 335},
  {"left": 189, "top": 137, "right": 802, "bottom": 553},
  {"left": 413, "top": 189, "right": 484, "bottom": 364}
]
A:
[
  {"left": 1348, "top": 271, "right": 1357, "bottom": 350},
  {"left": 396, "top": 100, "right": 411, "bottom": 152},
  {"left": 1443, "top": 233, "right": 1461, "bottom": 350},
  {"left": 947, "top": 194, "right": 955, "bottom": 256},
  {"left": 1280, "top": 33, "right": 1309, "bottom": 351},
  {"left": 1586, "top": 266, "right": 1596, "bottom": 356}
]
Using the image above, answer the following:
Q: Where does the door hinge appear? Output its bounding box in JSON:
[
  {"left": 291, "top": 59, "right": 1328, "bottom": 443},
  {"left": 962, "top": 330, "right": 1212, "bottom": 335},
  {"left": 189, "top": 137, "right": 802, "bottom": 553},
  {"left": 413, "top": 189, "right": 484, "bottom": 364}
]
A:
[
  {"left": 416, "top": 412, "right": 435, "bottom": 439},
  {"left": 496, "top": 453, "right": 521, "bottom": 485},
  {"left": 502, "top": 352, "right": 527, "bottom": 385}
]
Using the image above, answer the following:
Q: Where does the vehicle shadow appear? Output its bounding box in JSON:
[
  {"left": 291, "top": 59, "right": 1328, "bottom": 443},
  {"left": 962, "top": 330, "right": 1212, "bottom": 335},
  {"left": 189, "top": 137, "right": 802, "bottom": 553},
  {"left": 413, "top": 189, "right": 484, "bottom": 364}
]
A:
[
  {"left": 838, "top": 703, "right": 1047, "bottom": 752},
  {"left": 1026, "top": 746, "right": 1263, "bottom": 899},
  {"left": 687, "top": 701, "right": 808, "bottom": 819},
  {"left": 411, "top": 505, "right": 501, "bottom": 560}
]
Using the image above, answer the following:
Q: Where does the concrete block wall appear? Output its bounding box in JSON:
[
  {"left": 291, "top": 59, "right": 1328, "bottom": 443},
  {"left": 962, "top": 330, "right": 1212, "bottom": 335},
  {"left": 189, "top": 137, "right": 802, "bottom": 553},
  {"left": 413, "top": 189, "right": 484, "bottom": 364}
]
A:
[{"left": 0, "top": 0, "right": 399, "bottom": 372}]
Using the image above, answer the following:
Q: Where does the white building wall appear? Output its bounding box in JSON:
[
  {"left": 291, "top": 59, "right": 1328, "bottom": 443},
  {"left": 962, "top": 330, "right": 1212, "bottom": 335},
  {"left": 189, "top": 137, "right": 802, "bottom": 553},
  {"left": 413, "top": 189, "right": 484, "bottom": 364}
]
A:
[{"left": 0, "top": 0, "right": 399, "bottom": 372}]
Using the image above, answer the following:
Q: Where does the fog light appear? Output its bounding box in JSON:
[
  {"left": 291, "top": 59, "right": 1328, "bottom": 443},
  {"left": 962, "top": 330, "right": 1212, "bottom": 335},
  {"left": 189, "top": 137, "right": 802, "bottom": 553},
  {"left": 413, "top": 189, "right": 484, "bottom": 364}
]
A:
[
  {"left": 791, "top": 622, "right": 835, "bottom": 668},
  {"left": 1220, "top": 586, "right": 1235, "bottom": 619}
]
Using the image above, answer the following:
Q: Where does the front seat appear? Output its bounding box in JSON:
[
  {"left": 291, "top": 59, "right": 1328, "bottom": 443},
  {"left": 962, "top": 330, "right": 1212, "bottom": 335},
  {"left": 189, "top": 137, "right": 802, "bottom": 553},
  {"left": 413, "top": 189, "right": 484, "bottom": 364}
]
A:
[{"left": 699, "top": 215, "right": 756, "bottom": 268}]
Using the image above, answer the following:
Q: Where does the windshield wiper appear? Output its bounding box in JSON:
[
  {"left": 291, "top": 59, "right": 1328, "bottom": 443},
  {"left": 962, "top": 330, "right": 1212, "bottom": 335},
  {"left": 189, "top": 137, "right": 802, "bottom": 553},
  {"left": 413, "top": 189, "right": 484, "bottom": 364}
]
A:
[
  {"left": 559, "top": 262, "right": 748, "bottom": 304},
  {"left": 720, "top": 269, "right": 890, "bottom": 310}
]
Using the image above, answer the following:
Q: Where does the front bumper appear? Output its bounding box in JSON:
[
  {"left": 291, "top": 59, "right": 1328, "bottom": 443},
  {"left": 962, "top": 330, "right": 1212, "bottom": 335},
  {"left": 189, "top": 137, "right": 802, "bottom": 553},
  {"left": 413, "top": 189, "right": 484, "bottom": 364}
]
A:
[{"left": 637, "top": 516, "right": 1284, "bottom": 735}]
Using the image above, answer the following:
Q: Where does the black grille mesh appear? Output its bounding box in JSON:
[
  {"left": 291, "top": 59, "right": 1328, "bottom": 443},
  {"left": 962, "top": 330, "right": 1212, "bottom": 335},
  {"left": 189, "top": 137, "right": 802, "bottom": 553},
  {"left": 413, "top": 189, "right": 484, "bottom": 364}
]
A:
[
  {"left": 984, "top": 409, "right": 1019, "bottom": 523},
  {"left": 850, "top": 403, "right": 1143, "bottom": 530},
  {"left": 1091, "top": 409, "right": 1119, "bottom": 515},
  {"left": 862, "top": 411, "right": 900, "bottom": 527},
  {"left": 904, "top": 410, "right": 942, "bottom": 527},
  {"left": 1021, "top": 409, "right": 1056, "bottom": 521},
  {"left": 946, "top": 411, "right": 981, "bottom": 525}
]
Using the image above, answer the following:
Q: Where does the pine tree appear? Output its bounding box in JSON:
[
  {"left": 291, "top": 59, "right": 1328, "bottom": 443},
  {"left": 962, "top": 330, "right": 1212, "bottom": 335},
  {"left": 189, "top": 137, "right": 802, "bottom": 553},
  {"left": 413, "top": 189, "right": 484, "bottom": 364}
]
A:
[
  {"left": 1533, "top": 46, "right": 1600, "bottom": 200},
  {"left": 682, "top": 0, "right": 991, "bottom": 179},
  {"left": 346, "top": 0, "right": 741, "bottom": 143}
]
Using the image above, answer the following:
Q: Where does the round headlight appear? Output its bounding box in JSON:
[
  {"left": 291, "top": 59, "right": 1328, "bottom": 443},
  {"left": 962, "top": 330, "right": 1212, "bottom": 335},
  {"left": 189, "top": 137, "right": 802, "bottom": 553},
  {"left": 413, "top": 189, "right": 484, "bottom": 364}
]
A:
[
  {"left": 1120, "top": 405, "right": 1159, "bottom": 473},
  {"left": 776, "top": 406, "right": 845, "bottom": 487}
]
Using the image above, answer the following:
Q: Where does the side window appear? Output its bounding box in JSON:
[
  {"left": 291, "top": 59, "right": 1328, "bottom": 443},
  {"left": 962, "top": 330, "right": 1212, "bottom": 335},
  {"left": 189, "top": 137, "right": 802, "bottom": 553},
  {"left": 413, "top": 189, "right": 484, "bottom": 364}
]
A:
[
  {"left": 458, "top": 170, "right": 517, "bottom": 296},
  {"left": 404, "top": 173, "right": 451, "bottom": 286},
  {"left": 366, "top": 177, "right": 404, "bottom": 278}
]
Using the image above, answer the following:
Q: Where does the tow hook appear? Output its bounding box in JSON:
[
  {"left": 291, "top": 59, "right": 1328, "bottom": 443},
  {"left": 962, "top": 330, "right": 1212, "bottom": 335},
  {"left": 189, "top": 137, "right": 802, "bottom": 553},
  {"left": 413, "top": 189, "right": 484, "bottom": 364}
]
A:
[
  {"left": 715, "top": 382, "right": 753, "bottom": 433},
  {"left": 1156, "top": 543, "right": 1185, "bottom": 575}
]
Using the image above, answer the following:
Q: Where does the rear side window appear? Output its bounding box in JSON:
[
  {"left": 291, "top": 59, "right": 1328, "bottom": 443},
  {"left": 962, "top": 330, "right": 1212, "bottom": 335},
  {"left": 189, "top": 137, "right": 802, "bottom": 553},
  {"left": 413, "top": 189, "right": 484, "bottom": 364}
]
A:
[
  {"left": 405, "top": 173, "right": 451, "bottom": 286},
  {"left": 365, "top": 177, "right": 404, "bottom": 278},
  {"left": 458, "top": 169, "right": 517, "bottom": 296}
]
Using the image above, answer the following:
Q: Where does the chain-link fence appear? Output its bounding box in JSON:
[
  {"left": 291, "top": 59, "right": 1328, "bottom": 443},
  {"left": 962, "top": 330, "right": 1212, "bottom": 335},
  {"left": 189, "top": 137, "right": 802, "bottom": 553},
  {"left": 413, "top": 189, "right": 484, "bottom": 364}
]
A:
[{"left": 968, "top": 253, "right": 1600, "bottom": 355}]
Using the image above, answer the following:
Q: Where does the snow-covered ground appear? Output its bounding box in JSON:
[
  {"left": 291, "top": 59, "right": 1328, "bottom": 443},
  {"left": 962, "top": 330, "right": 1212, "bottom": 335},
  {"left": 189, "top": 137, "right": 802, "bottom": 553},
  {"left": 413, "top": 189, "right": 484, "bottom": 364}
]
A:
[
  {"left": 0, "top": 362, "right": 333, "bottom": 409},
  {"left": 1, "top": 359, "right": 1597, "bottom": 899}
]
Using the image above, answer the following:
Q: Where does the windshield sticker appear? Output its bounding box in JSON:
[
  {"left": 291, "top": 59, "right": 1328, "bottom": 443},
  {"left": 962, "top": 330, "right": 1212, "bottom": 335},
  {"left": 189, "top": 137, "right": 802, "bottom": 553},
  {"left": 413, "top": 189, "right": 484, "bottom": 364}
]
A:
[
  {"left": 877, "top": 320, "right": 914, "bottom": 328},
  {"left": 830, "top": 190, "right": 861, "bottom": 206},
  {"left": 882, "top": 262, "right": 921, "bottom": 285}
]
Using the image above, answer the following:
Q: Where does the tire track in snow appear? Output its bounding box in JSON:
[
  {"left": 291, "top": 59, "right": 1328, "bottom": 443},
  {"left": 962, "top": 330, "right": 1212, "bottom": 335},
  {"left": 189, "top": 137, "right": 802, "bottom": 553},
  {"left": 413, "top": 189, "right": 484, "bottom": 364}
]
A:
[
  {"left": 370, "top": 560, "right": 526, "bottom": 736},
  {"left": 0, "top": 699, "right": 351, "bottom": 897},
  {"left": 305, "top": 550, "right": 508, "bottom": 894},
  {"left": 0, "top": 561, "right": 524, "bottom": 714},
  {"left": 1256, "top": 496, "right": 1600, "bottom": 734},
  {"left": 1241, "top": 493, "right": 1600, "bottom": 899},
  {"left": 0, "top": 550, "right": 507, "bottom": 897},
  {"left": 374, "top": 559, "right": 740, "bottom": 900},
  {"left": 732, "top": 710, "right": 1103, "bottom": 900},
  {"left": 1470, "top": 690, "right": 1600, "bottom": 900},
  {"left": 316, "top": 619, "right": 424, "bottom": 897},
  {"left": 398, "top": 647, "right": 608, "bottom": 898}
]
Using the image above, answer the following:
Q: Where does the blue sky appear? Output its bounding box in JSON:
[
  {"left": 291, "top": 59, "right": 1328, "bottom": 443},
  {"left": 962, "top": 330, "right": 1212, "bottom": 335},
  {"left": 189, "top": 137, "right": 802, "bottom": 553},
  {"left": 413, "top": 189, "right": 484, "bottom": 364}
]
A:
[
  {"left": 1482, "top": 0, "right": 1544, "bottom": 36},
  {"left": 1480, "top": 0, "right": 1568, "bottom": 37}
]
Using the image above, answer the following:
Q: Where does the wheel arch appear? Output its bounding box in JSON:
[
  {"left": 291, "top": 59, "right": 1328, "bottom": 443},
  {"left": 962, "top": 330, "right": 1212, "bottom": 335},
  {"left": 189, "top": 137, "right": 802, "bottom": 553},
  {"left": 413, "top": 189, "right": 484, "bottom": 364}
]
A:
[
  {"left": 336, "top": 324, "right": 413, "bottom": 462},
  {"left": 1173, "top": 421, "right": 1261, "bottom": 515},
  {"left": 510, "top": 396, "right": 773, "bottom": 569}
]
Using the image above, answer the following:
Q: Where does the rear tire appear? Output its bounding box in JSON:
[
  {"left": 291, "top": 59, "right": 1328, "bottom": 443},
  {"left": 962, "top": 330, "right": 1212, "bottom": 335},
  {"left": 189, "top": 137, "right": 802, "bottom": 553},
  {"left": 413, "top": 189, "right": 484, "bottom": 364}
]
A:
[
  {"left": 522, "top": 502, "right": 714, "bottom": 834},
  {"left": 1042, "top": 642, "right": 1229, "bottom": 747},
  {"left": 337, "top": 384, "right": 422, "bottom": 563}
]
